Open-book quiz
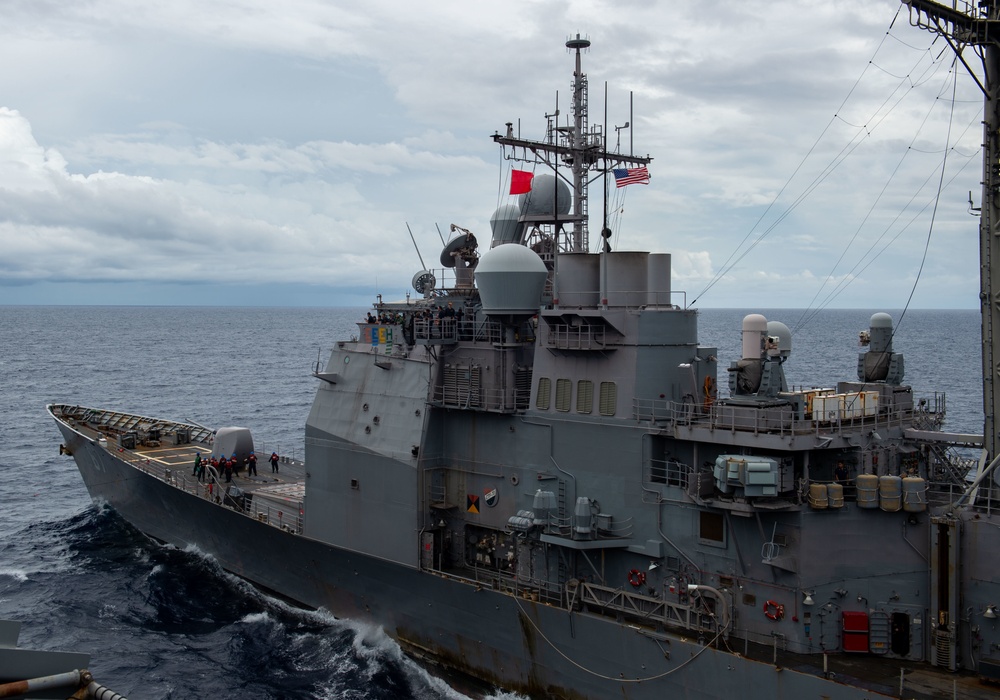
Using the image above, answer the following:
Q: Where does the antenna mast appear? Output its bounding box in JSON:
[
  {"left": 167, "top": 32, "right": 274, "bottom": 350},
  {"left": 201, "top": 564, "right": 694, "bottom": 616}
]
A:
[
  {"left": 492, "top": 36, "right": 652, "bottom": 254},
  {"left": 905, "top": 0, "right": 1000, "bottom": 461}
]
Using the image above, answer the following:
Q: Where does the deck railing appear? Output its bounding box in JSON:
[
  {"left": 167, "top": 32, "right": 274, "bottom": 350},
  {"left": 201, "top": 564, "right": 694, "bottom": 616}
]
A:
[
  {"left": 573, "top": 581, "right": 722, "bottom": 636},
  {"left": 105, "top": 442, "right": 305, "bottom": 534},
  {"left": 634, "top": 396, "right": 938, "bottom": 439}
]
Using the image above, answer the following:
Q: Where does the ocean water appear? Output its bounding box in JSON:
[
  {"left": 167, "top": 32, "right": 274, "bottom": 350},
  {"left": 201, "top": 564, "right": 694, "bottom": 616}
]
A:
[{"left": 0, "top": 305, "right": 982, "bottom": 698}]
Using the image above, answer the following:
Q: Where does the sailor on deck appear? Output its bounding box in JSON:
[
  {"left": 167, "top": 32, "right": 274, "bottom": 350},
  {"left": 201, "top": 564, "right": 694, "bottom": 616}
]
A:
[{"left": 834, "top": 461, "right": 850, "bottom": 483}]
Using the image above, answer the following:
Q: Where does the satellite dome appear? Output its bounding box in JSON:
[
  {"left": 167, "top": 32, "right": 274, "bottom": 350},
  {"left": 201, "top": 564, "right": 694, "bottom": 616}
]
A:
[
  {"left": 868, "top": 312, "right": 895, "bottom": 353},
  {"left": 519, "top": 174, "right": 571, "bottom": 217},
  {"left": 475, "top": 244, "right": 548, "bottom": 316},
  {"left": 741, "top": 314, "right": 768, "bottom": 360},
  {"left": 490, "top": 204, "right": 523, "bottom": 246},
  {"left": 870, "top": 312, "right": 893, "bottom": 329}
]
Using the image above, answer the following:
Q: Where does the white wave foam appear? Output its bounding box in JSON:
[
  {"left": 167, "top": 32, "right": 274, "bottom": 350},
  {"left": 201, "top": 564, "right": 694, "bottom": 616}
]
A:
[
  {"left": 482, "top": 692, "right": 531, "bottom": 700},
  {"left": 0, "top": 569, "right": 28, "bottom": 582},
  {"left": 336, "top": 618, "right": 491, "bottom": 700},
  {"left": 237, "top": 611, "right": 273, "bottom": 625},
  {"left": 181, "top": 542, "right": 211, "bottom": 558}
]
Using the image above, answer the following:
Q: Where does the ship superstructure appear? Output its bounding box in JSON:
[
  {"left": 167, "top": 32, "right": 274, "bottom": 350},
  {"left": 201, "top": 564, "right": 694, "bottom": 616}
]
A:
[{"left": 49, "top": 13, "right": 1000, "bottom": 700}]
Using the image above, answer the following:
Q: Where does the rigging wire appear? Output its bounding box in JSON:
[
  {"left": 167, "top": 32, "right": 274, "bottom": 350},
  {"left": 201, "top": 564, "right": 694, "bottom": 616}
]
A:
[
  {"left": 795, "top": 72, "right": 948, "bottom": 323},
  {"left": 795, "top": 56, "right": 979, "bottom": 329},
  {"left": 691, "top": 6, "right": 972, "bottom": 313},
  {"left": 803, "top": 151, "right": 978, "bottom": 324},
  {"left": 893, "top": 53, "right": 961, "bottom": 332},
  {"left": 608, "top": 187, "right": 628, "bottom": 252},
  {"left": 800, "top": 56, "right": 966, "bottom": 351},
  {"left": 510, "top": 591, "right": 726, "bottom": 683},
  {"left": 496, "top": 146, "right": 509, "bottom": 215},
  {"left": 690, "top": 6, "right": 905, "bottom": 306},
  {"left": 802, "top": 147, "right": 978, "bottom": 323},
  {"left": 596, "top": 126, "right": 645, "bottom": 253}
]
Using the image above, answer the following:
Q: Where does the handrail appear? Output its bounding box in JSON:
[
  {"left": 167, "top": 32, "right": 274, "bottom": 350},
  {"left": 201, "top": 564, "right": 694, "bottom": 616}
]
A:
[
  {"left": 90, "top": 435, "right": 307, "bottom": 533},
  {"left": 634, "top": 395, "right": 936, "bottom": 439},
  {"left": 575, "top": 581, "right": 723, "bottom": 636}
]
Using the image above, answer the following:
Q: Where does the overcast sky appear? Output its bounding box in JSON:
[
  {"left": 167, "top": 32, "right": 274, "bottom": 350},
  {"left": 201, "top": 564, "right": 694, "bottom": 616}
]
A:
[{"left": 0, "top": 0, "right": 985, "bottom": 309}]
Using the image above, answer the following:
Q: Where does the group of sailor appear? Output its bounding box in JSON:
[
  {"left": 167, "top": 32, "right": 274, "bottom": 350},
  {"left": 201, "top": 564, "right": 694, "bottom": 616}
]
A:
[
  {"left": 366, "top": 311, "right": 404, "bottom": 324},
  {"left": 364, "top": 303, "right": 472, "bottom": 345},
  {"left": 366, "top": 303, "right": 467, "bottom": 325},
  {"left": 191, "top": 450, "right": 280, "bottom": 484},
  {"left": 422, "top": 303, "right": 468, "bottom": 340}
]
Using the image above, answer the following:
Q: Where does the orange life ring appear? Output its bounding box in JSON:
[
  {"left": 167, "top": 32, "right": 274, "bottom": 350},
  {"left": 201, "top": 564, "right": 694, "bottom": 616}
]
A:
[
  {"left": 627, "top": 568, "right": 646, "bottom": 588},
  {"left": 703, "top": 375, "right": 716, "bottom": 411},
  {"left": 763, "top": 599, "right": 784, "bottom": 621}
]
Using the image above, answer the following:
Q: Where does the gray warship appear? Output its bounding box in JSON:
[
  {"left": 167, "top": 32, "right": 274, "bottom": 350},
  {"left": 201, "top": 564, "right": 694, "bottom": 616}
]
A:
[{"left": 49, "top": 4, "right": 1000, "bottom": 698}]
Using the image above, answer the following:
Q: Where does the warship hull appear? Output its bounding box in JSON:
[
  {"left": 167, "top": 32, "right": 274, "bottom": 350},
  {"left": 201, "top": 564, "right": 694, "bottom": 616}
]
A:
[
  {"left": 52, "top": 409, "right": 898, "bottom": 700},
  {"left": 46, "top": 13, "right": 1000, "bottom": 699}
]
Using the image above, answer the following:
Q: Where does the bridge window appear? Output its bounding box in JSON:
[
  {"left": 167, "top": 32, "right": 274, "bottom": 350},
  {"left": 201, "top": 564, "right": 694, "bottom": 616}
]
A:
[
  {"left": 576, "top": 380, "right": 593, "bottom": 414},
  {"left": 555, "top": 379, "right": 572, "bottom": 412},
  {"left": 536, "top": 377, "right": 551, "bottom": 410},
  {"left": 599, "top": 382, "right": 617, "bottom": 416}
]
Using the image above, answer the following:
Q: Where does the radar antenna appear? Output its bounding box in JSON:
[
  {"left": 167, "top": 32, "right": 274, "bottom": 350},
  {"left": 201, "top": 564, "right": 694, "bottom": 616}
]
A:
[{"left": 491, "top": 36, "right": 651, "bottom": 254}]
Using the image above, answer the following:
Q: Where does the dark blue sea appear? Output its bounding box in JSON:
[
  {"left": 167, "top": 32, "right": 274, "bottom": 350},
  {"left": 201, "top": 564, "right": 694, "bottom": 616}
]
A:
[{"left": 0, "top": 305, "right": 982, "bottom": 698}]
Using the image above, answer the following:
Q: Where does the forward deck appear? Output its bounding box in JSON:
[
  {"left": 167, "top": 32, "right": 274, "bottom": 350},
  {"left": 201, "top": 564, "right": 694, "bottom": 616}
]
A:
[{"left": 51, "top": 404, "right": 307, "bottom": 533}]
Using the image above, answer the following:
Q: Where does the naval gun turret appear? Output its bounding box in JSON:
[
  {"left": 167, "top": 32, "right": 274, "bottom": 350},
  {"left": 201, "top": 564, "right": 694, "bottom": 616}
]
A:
[
  {"left": 728, "top": 314, "right": 792, "bottom": 399},
  {"left": 857, "top": 312, "right": 904, "bottom": 384}
]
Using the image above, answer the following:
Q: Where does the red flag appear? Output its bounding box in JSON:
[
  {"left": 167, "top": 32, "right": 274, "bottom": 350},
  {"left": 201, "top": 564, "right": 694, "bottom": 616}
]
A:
[{"left": 510, "top": 169, "right": 534, "bottom": 195}]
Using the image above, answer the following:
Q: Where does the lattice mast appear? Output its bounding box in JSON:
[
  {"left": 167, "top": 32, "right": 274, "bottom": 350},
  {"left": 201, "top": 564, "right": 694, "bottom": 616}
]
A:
[
  {"left": 905, "top": 0, "right": 1000, "bottom": 460},
  {"left": 492, "top": 35, "right": 652, "bottom": 254}
]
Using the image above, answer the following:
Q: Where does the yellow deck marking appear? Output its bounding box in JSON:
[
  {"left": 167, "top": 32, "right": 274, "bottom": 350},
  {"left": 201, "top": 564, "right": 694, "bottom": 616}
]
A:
[{"left": 136, "top": 444, "right": 210, "bottom": 466}]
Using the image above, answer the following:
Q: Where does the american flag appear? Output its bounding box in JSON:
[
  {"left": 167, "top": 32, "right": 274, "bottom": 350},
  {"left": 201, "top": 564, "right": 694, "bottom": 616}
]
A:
[{"left": 613, "top": 166, "right": 650, "bottom": 188}]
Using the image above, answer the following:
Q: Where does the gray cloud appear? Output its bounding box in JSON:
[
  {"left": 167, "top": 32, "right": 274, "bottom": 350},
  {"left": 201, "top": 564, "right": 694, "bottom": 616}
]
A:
[{"left": 0, "top": 0, "right": 984, "bottom": 309}]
